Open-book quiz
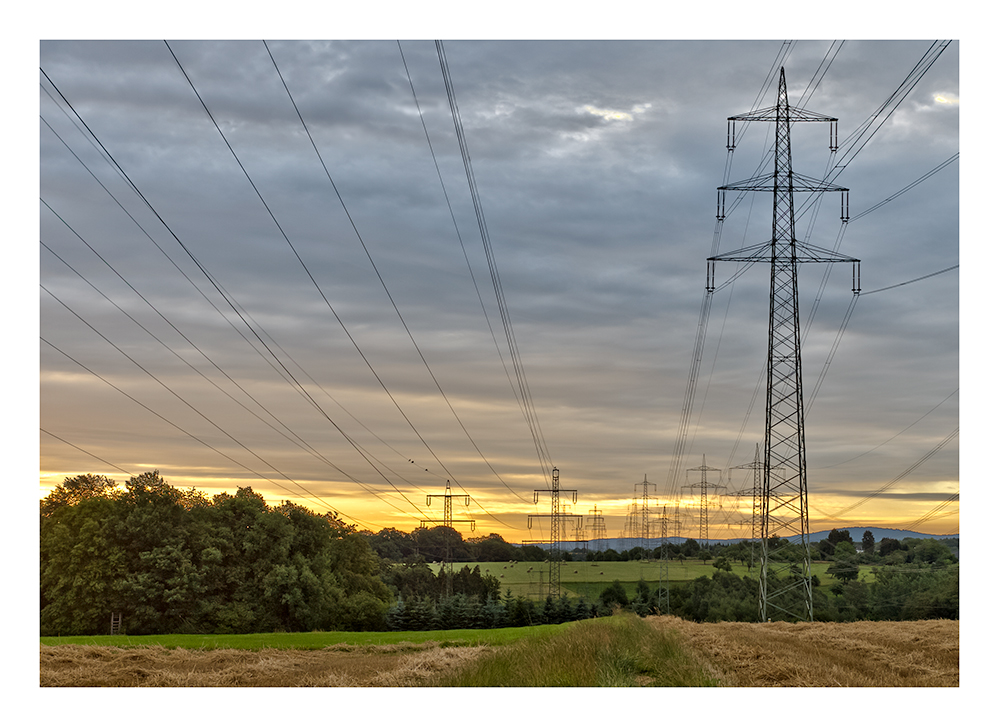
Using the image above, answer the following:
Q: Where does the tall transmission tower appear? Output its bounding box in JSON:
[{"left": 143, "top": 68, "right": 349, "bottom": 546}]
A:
[
  {"left": 708, "top": 68, "right": 860, "bottom": 622},
  {"left": 636, "top": 475, "right": 657, "bottom": 559},
  {"left": 421, "top": 480, "right": 476, "bottom": 597},
  {"left": 683, "top": 455, "right": 723, "bottom": 546},
  {"left": 528, "top": 468, "right": 581, "bottom": 599}
]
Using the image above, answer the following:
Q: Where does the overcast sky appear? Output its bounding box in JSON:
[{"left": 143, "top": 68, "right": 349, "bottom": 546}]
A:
[{"left": 37, "top": 38, "right": 960, "bottom": 541}]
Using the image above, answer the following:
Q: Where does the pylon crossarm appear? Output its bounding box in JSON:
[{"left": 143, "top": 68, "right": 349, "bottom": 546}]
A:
[{"left": 730, "top": 105, "right": 837, "bottom": 124}]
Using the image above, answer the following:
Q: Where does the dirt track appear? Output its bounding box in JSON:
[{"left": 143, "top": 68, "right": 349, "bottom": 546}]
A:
[{"left": 40, "top": 618, "right": 958, "bottom": 687}]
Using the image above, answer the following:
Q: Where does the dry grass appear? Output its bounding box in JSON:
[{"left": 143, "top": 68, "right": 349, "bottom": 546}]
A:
[
  {"left": 40, "top": 642, "right": 489, "bottom": 687},
  {"left": 649, "top": 616, "right": 959, "bottom": 687},
  {"left": 41, "top": 617, "right": 960, "bottom": 687}
]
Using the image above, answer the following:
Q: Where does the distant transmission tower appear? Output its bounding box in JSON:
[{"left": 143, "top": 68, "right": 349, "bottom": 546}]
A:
[
  {"left": 683, "top": 455, "right": 723, "bottom": 546},
  {"left": 587, "top": 505, "right": 608, "bottom": 543},
  {"left": 708, "top": 68, "right": 860, "bottom": 622},
  {"left": 421, "top": 480, "right": 476, "bottom": 597},
  {"left": 656, "top": 505, "right": 671, "bottom": 614},
  {"left": 528, "top": 468, "right": 581, "bottom": 599},
  {"left": 729, "top": 443, "right": 767, "bottom": 568},
  {"left": 636, "top": 475, "right": 657, "bottom": 559},
  {"left": 621, "top": 502, "right": 639, "bottom": 540}
]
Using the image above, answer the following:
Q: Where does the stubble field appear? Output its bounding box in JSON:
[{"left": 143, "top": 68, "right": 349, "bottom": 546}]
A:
[{"left": 40, "top": 615, "right": 957, "bottom": 687}]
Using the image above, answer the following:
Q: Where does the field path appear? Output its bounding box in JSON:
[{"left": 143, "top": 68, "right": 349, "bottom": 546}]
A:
[{"left": 649, "top": 615, "right": 959, "bottom": 686}]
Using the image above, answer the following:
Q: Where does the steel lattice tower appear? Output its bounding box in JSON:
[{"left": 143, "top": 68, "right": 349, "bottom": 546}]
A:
[
  {"left": 729, "top": 443, "right": 778, "bottom": 571},
  {"left": 587, "top": 505, "right": 608, "bottom": 542},
  {"left": 683, "top": 455, "right": 723, "bottom": 546},
  {"left": 656, "top": 505, "right": 671, "bottom": 614},
  {"left": 636, "top": 475, "right": 657, "bottom": 559},
  {"left": 708, "top": 68, "right": 859, "bottom": 622},
  {"left": 528, "top": 468, "right": 581, "bottom": 599},
  {"left": 421, "top": 480, "right": 475, "bottom": 597}
]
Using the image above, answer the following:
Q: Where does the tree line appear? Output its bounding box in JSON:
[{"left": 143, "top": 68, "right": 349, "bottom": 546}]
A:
[
  {"left": 41, "top": 474, "right": 958, "bottom": 635},
  {"left": 40, "top": 473, "right": 601, "bottom": 636},
  {"left": 40, "top": 473, "right": 392, "bottom": 636}
]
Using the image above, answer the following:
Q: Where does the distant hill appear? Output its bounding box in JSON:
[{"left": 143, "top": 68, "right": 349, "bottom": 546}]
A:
[
  {"left": 807, "top": 527, "right": 958, "bottom": 544},
  {"left": 544, "top": 528, "right": 957, "bottom": 552}
]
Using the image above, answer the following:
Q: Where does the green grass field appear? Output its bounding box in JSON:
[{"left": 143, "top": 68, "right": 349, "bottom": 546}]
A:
[
  {"left": 460, "top": 559, "right": 874, "bottom": 600},
  {"left": 431, "top": 614, "right": 718, "bottom": 687},
  {"left": 40, "top": 621, "right": 574, "bottom": 651}
]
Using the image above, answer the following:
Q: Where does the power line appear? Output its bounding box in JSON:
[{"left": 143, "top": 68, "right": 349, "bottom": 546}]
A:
[
  {"left": 397, "top": 39, "right": 547, "bottom": 497},
  {"left": 860, "top": 265, "right": 958, "bottom": 296},
  {"left": 163, "top": 40, "right": 471, "bottom": 510},
  {"left": 44, "top": 45, "right": 522, "bottom": 533},
  {"left": 40, "top": 61, "right": 438, "bottom": 524},
  {"left": 436, "top": 40, "right": 555, "bottom": 484},
  {"left": 41, "top": 108, "right": 441, "bottom": 497},
  {"left": 261, "top": 40, "right": 527, "bottom": 513},
  {"left": 906, "top": 493, "right": 959, "bottom": 530},
  {"left": 39, "top": 235, "right": 434, "bottom": 507},
  {"left": 826, "top": 427, "right": 959, "bottom": 521},
  {"left": 816, "top": 388, "right": 958, "bottom": 470},
  {"left": 40, "top": 428, "right": 136, "bottom": 477},
  {"left": 852, "top": 153, "right": 959, "bottom": 222},
  {"left": 39, "top": 335, "right": 378, "bottom": 527}
]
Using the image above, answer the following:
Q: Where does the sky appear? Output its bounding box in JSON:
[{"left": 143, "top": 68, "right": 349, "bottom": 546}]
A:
[{"left": 36, "top": 38, "right": 961, "bottom": 543}]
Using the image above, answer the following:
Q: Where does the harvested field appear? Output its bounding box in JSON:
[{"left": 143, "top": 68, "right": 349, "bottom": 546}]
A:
[
  {"left": 40, "top": 617, "right": 959, "bottom": 687},
  {"left": 40, "top": 642, "right": 488, "bottom": 687},
  {"left": 649, "top": 616, "right": 959, "bottom": 687}
]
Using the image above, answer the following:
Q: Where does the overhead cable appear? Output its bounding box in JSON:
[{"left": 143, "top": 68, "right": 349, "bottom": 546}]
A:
[{"left": 262, "top": 40, "right": 527, "bottom": 515}]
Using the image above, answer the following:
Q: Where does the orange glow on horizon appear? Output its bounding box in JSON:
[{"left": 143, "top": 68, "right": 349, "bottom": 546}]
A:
[{"left": 39, "top": 470, "right": 960, "bottom": 543}]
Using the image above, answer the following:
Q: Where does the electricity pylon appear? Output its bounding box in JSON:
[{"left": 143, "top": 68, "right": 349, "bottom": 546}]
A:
[
  {"left": 587, "top": 505, "right": 608, "bottom": 543},
  {"left": 528, "top": 468, "right": 581, "bottom": 599},
  {"left": 421, "top": 480, "right": 475, "bottom": 597},
  {"left": 730, "top": 443, "right": 766, "bottom": 567},
  {"left": 656, "top": 505, "right": 671, "bottom": 614},
  {"left": 708, "top": 68, "right": 860, "bottom": 622},
  {"left": 683, "top": 455, "right": 723, "bottom": 546},
  {"left": 636, "top": 475, "right": 657, "bottom": 559}
]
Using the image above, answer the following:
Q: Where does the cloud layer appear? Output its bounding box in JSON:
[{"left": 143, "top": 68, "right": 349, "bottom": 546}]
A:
[{"left": 39, "top": 40, "right": 959, "bottom": 539}]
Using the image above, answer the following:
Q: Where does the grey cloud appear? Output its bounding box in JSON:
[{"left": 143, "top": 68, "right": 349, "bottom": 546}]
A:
[{"left": 39, "top": 40, "right": 959, "bottom": 537}]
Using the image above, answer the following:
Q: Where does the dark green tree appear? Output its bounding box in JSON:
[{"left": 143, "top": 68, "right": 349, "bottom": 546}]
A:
[
  {"left": 828, "top": 528, "right": 854, "bottom": 546},
  {"left": 40, "top": 473, "right": 393, "bottom": 635},
  {"left": 861, "top": 530, "right": 876, "bottom": 553},
  {"left": 468, "top": 533, "right": 519, "bottom": 562},
  {"left": 40, "top": 473, "right": 118, "bottom": 516},
  {"left": 599, "top": 580, "right": 630, "bottom": 609},
  {"left": 828, "top": 541, "right": 861, "bottom": 585}
]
